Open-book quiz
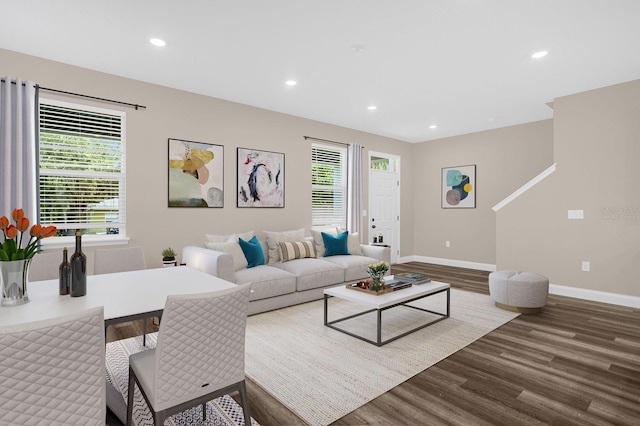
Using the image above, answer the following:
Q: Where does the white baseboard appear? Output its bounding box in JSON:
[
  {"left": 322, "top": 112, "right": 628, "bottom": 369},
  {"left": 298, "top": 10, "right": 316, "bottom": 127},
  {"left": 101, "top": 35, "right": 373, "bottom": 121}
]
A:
[
  {"left": 396, "top": 256, "right": 640, "bottom": 308},
  {"left": 549, "top": 284, "right": 640, "bottom": 309},
  {"left": 397, "top": 255, "right": 497, "bottom": 272}
]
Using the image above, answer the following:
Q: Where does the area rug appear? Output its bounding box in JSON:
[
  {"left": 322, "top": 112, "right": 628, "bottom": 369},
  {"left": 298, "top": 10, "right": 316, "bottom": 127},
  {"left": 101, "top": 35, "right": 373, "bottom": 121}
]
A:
[
  {"left": 244, "top": 288, "right": 519, "bottom": 426},
  {"left": 105, "top": 334, "right": 259, "bottom": 426}
]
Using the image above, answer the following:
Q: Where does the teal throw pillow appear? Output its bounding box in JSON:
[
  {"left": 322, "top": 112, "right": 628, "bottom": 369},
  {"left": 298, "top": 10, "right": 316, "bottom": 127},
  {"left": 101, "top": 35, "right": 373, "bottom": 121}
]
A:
[
  {"left": 321, "top": 231, "right": 350, "bottom": 257},
  {"left": 239, "top": 236, "right": 265, "bottom": 268}
]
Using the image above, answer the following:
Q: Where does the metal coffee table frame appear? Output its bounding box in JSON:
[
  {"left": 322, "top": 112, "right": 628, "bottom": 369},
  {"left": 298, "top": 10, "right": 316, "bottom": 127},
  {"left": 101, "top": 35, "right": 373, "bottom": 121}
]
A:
[{"left": 323, "top": 286, "right": 450, "bottom": 347}]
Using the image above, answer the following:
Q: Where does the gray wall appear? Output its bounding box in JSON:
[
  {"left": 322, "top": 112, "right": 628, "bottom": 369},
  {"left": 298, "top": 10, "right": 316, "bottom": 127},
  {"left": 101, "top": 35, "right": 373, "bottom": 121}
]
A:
[
  {"left": 1, "top": 48, "right": 415, "bottom": 269},
  {"left": 497, "top": 80, "right": 640, "bottom": 298},
  {"left": 412, "top": 121, "right": 554, "bottom": 266}
]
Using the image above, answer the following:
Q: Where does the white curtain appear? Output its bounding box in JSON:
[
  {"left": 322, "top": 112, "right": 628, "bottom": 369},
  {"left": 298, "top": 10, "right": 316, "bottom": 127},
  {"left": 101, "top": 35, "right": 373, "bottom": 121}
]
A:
[
  {"left": 0, "top": 77, "right": 39, "bottom": 221},
  {"left": 347, "top": 143, "right": 363, "bottom": 239}
]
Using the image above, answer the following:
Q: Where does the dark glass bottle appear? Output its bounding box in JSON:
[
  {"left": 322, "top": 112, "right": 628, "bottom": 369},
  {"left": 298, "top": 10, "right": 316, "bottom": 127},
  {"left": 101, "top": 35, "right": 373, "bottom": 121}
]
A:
[
  {"left": 59, "top": 247, "right": 70, "bottom": 295},
  {"left": 70, "top": 231, "right": 87, "bottom": 297}
]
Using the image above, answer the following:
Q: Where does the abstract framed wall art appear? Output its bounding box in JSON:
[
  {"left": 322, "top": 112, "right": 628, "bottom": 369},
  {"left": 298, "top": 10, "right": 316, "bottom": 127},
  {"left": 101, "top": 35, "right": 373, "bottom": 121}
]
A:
[
  {"left": 237, "top": 147, "right": 284, "bottom": 208},
  {"left": 168, "top": 138, "right": 224, "bottom": 207},
  {"left": 442, "top": 164, "right": 476, "bottom": 208}
]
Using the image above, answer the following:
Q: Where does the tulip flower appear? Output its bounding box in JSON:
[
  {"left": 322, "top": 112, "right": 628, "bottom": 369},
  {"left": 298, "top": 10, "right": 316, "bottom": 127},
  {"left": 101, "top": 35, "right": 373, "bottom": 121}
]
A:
[
  {"left": 12, "top": 208, "right": 24, "bottom": 221},
  {"left": 5, "top": 225, "right": 18, "bottom": 239},
  {"left": 1, "top": 208, "right": 57, "bottom": 261}
]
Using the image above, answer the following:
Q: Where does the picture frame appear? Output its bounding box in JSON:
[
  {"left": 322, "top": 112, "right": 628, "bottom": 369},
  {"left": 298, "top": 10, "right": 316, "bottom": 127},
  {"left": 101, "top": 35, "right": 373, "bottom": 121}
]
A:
[
  {"left": 237, "top": 147, "right": 285, "bottom": 208},
  {"left": 168, "top": 138, "right": 224, "bottom": 207},
  {"left": 442, "top": 164, "right": 476, "bottom": 208}
]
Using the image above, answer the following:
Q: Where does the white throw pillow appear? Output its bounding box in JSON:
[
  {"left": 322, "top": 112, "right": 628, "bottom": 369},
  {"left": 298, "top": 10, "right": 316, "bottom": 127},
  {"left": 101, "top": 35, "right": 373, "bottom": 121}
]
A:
[
  {"left": 336, "top": 227, "right": 363, "bottom": 256},
  {"left": 204, "top": 241, "right": 248, "bottom": 271},
  {"left": 264, "top": 228, "right": 306, "bottom": 264},
  {"left": 205, "top": 230, "right": 255, "bottom": 243}
]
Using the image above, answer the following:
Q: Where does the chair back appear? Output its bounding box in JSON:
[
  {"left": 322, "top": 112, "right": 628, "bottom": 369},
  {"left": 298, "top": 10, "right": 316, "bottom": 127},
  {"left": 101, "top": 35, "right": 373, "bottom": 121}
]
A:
[
  {"left": 94, "top": 246, "right": 146, "bottom": 275},
  {"left": 153, "top": 283, "right": 251, "bottom": 411},
  {"left": 0, "top": 307, "right": 106, "bottom": 425},
  {"left": 29, "top": 251, "right": 62, "bottom": 281}
]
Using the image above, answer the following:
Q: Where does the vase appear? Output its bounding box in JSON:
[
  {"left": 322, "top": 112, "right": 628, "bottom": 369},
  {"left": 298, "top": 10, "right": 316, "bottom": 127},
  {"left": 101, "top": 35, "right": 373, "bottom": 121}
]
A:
[
  {"left": 368, "top": 271, "right": 387, "bottom": 292},
  {"left": 1, "top": 258, "right": 32, "bottom": 306}
]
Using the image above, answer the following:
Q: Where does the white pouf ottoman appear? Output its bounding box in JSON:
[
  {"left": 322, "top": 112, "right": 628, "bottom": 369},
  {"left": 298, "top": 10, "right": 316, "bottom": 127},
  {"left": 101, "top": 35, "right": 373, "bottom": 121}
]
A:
[{"left": 489, "top": 270, "right": 549, "bottom": 314}]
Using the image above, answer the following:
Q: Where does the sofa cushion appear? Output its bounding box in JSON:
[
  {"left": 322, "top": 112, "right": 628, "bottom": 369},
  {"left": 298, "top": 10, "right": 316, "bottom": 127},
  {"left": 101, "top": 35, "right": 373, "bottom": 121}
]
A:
[
  {"left": 274, "top": 258, "right": 344, "bottom": 291},
  {"left": 336, "top": 228, "right": 364, "bottom": 256},
  {"left": 277, "top": 241, "right": 315, "bottom": 262},
  {"left": 322, "top": 231, "right": 349, "bottom": 257},
  {"left": 234, "top": 265, "right": 296, "bottom": 301},
  {"left": 239, "top": 236, "right": 265, "bottom": 268},
  {"left": 204, "top": 241, "right": 248, "bottom": 271},
  {"left": 309, "top": 228, "right": 336, "bottom": 258},
  {"left": 205, "top": 230, "right": 255, "bottom": 243},
  {"left": 264, "top": 228, "right": 306, "bottom": 264},
  {"left": 323, "top": 255, "right": 378, "bottom": 282}
]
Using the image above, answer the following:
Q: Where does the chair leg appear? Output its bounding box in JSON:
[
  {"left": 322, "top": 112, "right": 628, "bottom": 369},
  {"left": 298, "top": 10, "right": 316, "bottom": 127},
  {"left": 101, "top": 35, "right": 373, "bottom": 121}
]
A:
[
  {"left": 239, "top": 380, "right": 251, "bottom": 426},
  {"left": 126, "top": 367, "right": 135, "bottom": 426},
  {"left": 202, "top": 402, "right": 207, "bottom": 421},
  {"left": 143, "top": 318, "right": 147, "bottom": 347}
]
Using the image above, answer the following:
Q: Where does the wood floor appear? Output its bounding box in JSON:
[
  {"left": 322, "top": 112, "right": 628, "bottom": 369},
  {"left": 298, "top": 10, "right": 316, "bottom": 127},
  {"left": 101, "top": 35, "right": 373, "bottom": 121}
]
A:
[{"left": 107, "top": 262, "right": 640, "bottom": 426}]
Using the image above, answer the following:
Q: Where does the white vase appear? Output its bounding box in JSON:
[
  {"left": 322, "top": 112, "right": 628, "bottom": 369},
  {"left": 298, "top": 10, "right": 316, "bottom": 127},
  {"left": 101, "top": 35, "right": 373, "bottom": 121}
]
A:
[{"left": 1, "top": 258, "right": 32, "bottom": 306}]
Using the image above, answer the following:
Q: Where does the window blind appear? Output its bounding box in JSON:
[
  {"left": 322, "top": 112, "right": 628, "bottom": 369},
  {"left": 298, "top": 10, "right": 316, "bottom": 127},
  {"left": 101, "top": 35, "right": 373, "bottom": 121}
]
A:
[
  {"left": 39, "top": 100, "right": 126, "bottom": 236},
  {"left": 311, "top": 143, "right": 347, "bottom": 228}
]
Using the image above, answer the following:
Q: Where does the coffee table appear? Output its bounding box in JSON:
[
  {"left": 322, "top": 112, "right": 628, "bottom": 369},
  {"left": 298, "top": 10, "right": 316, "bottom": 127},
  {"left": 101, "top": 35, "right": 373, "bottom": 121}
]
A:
[{"left": 323, "top": 280, "right": 450, "bottom": 346}]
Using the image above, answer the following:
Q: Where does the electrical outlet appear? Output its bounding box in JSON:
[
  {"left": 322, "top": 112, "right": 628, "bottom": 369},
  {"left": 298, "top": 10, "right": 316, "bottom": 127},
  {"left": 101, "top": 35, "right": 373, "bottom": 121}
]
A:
[
  {"left": 445, "top": 241, "right": 450, "bottom": 248},
  {"left": 582, "top": 261, "right": 590, "bottom": 272}
]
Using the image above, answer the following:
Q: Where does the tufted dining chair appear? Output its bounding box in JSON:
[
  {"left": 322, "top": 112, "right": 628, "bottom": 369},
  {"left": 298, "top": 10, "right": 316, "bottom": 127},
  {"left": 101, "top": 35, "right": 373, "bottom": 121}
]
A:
[
  {"left": 126, "top": 283, "right": 252, "bottom": 426},
  {"left": 94, "top": 246, "right": 147, "bottom": 275},
  {"left": 0, "top": 306, "right": 106, "bottom": 425},
  {"left": 28, "top": 251, "right": 63, "bottom": 281}
]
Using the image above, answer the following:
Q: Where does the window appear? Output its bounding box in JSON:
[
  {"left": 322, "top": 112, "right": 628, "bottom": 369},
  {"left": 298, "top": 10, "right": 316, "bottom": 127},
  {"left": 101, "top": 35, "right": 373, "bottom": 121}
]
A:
[
  {"left": 39, "top": 99, "right": 126, "bottom": 238},
  {"left": 311, "top": 143, "right": 347, "bottom": 228}
]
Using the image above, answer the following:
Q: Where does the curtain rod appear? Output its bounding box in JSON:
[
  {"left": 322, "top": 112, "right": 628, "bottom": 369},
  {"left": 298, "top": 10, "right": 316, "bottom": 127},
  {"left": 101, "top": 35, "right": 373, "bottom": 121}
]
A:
[
  {"left": 303, "top": 135, "right": 364, "bottom": 148},
  {"left": 1, "top": 78, "right": 146, "bottom": 110}
]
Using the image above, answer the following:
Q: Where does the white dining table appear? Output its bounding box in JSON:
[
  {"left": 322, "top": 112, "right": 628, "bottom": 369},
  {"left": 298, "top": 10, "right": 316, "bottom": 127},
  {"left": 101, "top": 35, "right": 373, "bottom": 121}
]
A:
[{"left": 0, "top": 266, "right": 237, "bottom": 328}]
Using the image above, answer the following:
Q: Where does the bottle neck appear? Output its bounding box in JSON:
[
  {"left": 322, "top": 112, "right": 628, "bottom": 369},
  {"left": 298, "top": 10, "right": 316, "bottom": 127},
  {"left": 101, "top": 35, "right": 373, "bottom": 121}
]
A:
[
  {"left": 63, "top": 249, "right": 68, "bottom": 262},
  {"left": 75, "top": 236, "right": 82, "bottom": 252}
]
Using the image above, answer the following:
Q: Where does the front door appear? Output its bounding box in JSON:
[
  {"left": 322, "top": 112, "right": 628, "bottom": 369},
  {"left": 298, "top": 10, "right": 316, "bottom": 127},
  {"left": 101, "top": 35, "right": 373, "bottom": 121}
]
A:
[{"left": 369, "top": 152, "right": 400, "bottom": 263}]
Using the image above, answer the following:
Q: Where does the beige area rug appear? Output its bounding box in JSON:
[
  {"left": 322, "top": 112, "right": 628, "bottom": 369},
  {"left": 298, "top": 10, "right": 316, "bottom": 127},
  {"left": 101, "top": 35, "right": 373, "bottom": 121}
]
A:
[{"left": 245, "top": 288, "right": 519, "bottom": 426}]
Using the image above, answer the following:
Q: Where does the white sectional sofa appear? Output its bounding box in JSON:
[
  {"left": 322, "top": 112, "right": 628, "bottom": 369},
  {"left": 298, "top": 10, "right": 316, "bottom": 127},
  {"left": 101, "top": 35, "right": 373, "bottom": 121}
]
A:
[{"left": 182, "top": 228, "right": 390, "bottom": 315}]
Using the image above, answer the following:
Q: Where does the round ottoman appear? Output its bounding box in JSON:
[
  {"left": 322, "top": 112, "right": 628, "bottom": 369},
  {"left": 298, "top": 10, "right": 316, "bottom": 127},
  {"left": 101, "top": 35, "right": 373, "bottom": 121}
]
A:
[{"left": 489, "top": 270, "right": 549, "bottom": 314}]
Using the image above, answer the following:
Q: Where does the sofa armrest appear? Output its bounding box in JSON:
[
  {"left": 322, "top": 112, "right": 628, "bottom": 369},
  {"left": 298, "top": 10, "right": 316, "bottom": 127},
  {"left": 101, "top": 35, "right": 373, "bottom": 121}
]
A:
[
  {"left": 182, "top": 246, "right": 235, "bottom": 283},
  {"left": 360, "top": 244, "right": 391, "bottom": 263}
]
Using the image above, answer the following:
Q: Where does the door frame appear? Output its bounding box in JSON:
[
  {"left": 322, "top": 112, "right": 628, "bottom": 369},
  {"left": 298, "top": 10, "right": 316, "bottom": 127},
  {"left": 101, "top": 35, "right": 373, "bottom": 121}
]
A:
[{"left": 368, "top": 151, "right": 401, "bottom": 263}]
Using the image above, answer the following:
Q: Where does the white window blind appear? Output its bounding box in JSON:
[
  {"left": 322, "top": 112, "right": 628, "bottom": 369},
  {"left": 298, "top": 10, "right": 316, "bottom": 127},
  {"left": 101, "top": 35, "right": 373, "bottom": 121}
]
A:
[
  {"left": 39, "top": 99, "right": 126, "bottom": 237},
  {"left": 311, "top": 143, "right": 347, "bottom": 228}
]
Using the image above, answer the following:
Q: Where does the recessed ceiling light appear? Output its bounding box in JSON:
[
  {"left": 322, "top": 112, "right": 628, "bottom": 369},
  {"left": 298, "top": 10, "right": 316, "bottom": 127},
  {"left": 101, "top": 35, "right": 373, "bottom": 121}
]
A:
[
  {"left": 150, "top": 38, "right": 166, "bottom": 47},
  {"left": 429, "top": 124, "right": 438, "bottom": 129},
  {"left": 531, "top": 50, "right": 548, "bottom": 59},
  {"left": 367, "top": 105, "right": 377, "bottom": 110},
  {"left": 285, "top": 80, "right": 297, "bottom": 86}
]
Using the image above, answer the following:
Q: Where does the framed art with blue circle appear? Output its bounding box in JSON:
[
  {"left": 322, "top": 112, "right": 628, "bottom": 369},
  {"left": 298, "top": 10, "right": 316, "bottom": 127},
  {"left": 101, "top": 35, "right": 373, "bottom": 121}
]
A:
[{"left": 442, "top": 164, "right": 476, "bottom": 208}]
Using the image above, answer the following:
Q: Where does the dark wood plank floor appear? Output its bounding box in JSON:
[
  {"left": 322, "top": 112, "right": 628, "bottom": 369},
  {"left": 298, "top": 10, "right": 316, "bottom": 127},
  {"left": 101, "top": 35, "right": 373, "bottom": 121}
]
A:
[{"left": 107, "top": 262, "right": 640, "bottom": 426}]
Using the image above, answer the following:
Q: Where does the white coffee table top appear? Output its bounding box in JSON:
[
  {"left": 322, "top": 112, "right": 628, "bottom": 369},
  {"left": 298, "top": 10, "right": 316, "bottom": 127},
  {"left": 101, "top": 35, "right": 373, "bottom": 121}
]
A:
[{"left": 324, "top": 279, "right": 450, "bottom": 310}]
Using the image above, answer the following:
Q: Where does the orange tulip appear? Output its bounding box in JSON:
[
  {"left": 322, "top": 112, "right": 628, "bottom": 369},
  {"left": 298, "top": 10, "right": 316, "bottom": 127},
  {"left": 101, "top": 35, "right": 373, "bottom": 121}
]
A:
[
  {"left": 0, "top": 216, "right": 8, "bottom": 230},
  {"left": 5, "top": 225, "right": 18, "bottom": 239},
  {"left": 17, "top": 217, "right": 30, "bottom": 232},
  {"left": 12, "top": 208, "right": 24, "bottom": 222},
  {"left": 30, "top": 224, "right": 43, "bottom": 237},
  {"left": 41, "top": 226, "right": 57, "bottom": 238}
]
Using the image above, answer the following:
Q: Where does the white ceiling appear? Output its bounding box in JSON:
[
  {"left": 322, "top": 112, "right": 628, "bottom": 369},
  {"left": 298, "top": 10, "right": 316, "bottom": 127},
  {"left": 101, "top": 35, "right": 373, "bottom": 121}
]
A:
[{"left": 2, "top": 0, "right": 640, "bottom": 143}]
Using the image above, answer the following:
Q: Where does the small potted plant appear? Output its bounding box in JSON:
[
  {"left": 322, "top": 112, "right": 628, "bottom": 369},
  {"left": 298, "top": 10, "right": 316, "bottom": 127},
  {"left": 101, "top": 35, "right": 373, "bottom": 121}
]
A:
[{"left": 161, "top": 247, "right": 177, "bottom": 267}]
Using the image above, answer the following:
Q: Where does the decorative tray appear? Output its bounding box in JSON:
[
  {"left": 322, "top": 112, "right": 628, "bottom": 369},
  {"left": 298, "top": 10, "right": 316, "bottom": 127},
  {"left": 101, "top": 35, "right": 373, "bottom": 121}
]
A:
[{"left": 346, "top": 280, "right": 411, "bottom": 295}]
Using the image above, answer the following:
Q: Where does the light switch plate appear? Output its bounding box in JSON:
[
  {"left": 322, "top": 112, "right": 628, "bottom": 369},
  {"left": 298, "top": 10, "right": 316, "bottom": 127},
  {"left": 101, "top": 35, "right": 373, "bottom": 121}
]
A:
[{"left": 568, "top": 210, "right": 584, "bottom": 219}]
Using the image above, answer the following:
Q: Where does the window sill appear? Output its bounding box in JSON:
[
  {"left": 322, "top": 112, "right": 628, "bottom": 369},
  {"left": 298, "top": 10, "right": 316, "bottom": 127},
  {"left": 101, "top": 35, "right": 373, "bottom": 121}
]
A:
[{"left": 41, "top": 235, "right": 130, "bottom": 250}]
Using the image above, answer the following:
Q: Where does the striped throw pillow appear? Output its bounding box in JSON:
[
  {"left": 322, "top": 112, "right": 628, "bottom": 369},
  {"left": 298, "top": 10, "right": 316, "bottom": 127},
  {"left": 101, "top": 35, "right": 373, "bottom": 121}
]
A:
[{"left": 276, "top": 240, "right": 316, "bottom": 262}]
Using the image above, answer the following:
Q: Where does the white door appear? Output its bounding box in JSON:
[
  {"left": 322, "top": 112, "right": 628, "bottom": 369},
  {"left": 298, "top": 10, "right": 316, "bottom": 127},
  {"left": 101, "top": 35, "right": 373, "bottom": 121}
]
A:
[{"left": 369, "top": 152, "right": 400, "bottom": 263}]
